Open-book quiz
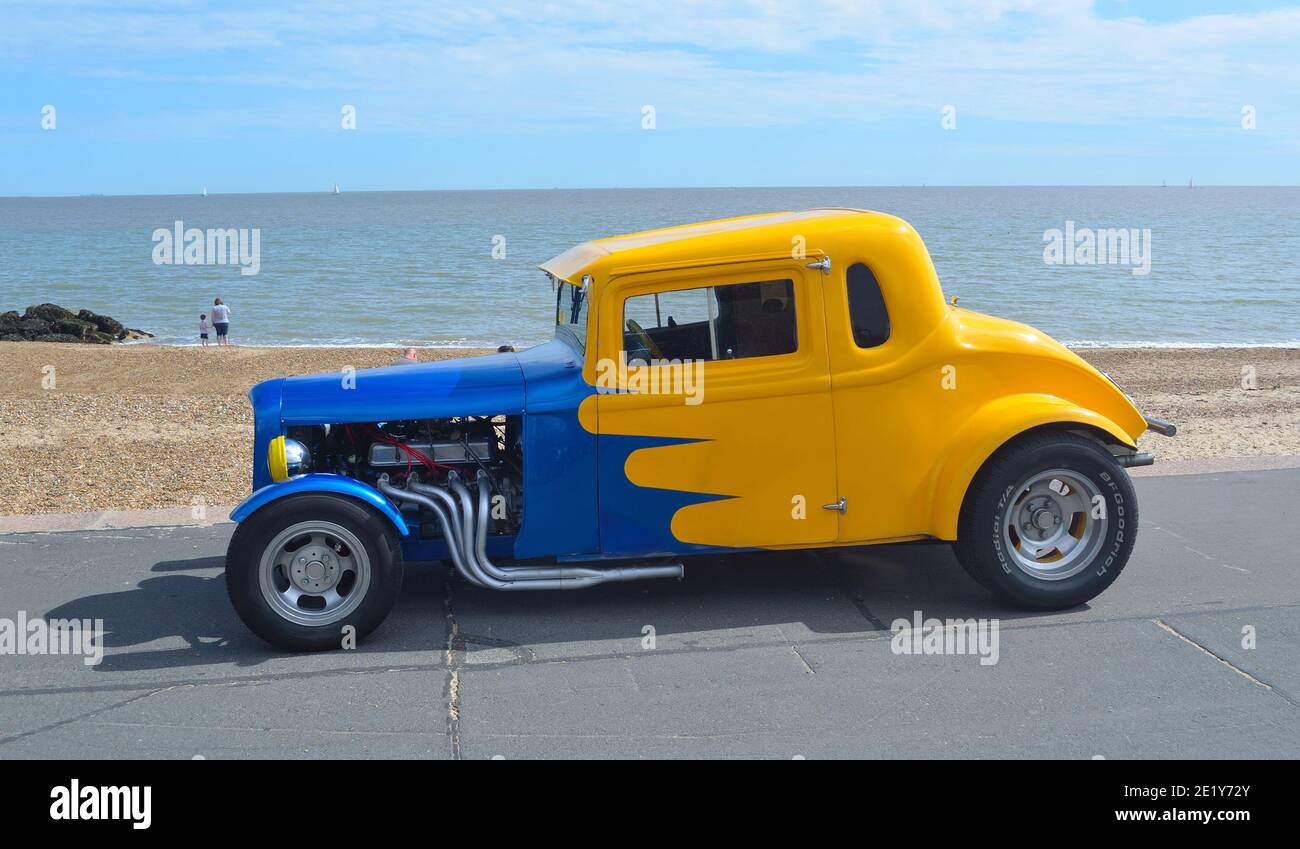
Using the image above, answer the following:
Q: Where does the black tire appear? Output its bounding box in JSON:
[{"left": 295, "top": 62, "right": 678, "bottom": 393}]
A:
[
  {"left": 955, "top": 431, "right": 1137, "bottom": 609},
  {"left": 951, "top": 542, "right": 995, "bottom": 591},
  {"left": 225, "top": 493, "right": 403, "bottom": 651}
]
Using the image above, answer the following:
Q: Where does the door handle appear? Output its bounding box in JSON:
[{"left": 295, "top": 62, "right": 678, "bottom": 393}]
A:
[
  {"left": 822, "top": 496, "right": 847, "bottom": 514},
  {"left": 805, "top": 256, "right": 831, "bottom": 275}
]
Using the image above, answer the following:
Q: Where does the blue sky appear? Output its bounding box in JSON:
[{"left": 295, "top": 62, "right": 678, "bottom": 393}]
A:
[{"left": 2, "top": 0, "right": 1298, "bottom": 195}]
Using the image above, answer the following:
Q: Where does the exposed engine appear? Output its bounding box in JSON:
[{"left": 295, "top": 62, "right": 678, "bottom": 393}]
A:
[
  {"left": 282, "top": 414, "right": 682, "bottom": 590},
  {"left": 285, "top": 416, "right": 523, "bottom": 536}
]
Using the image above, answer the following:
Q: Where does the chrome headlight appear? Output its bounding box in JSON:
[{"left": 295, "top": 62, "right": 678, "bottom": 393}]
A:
[{"left": 283, "top": 438, "right": 311, "bottom": 476}]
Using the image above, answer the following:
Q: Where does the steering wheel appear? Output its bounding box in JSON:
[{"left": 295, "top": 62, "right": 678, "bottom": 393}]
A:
[{"left": 625, "top": 318, "right": 664, "bottom": 360}]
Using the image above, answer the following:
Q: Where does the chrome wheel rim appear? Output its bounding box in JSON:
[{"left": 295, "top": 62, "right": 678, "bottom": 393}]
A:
[
  {"left": 1001, "top": 468, "right": 1107, "bottom": 581},
  {"left": 258, "top": 521, "right": 371, "bottom": 626}
]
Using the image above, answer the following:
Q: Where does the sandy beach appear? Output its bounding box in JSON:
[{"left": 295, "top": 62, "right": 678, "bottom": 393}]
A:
[{"left": 0, "top": 342, "right": 1296, "bottom": 516}]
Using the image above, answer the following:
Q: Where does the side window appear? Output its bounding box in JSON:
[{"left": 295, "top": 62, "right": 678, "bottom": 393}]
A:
[
  {"left": 846, "top": 262, "right": 890, "bottom": 348},
  {"left": 623, "top": 279, "right": 797, "bottom": 361}
]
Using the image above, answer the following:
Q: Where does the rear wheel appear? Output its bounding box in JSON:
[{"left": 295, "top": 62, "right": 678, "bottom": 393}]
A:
[
  {"left": 226, "top": 494, "right": 403, "bottom": 651},
  {"left": 955, "top": 431, "right": 1137, "bottom": 609}
]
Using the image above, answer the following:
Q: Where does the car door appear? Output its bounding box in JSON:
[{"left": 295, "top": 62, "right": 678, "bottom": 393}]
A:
[{"left": 592, "top": 257, "right": 840, "bottom": 555}]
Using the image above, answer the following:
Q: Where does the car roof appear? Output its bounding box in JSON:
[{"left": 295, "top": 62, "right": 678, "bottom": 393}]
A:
[{"left": 539, "top": 207, "right": 908, "bottom": 285}]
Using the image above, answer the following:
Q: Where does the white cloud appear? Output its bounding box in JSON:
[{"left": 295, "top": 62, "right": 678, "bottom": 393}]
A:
[{"left": 5, "top": 0, "right": 1299, "bottom": 134}]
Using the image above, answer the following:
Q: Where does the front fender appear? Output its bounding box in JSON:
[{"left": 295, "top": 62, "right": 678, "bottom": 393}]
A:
[
  {"left": 229, "top": 474, "right": 410, "bottom": 536},
  {"left": 928, "top": 394, "right": 1136, "bottom": 540}
]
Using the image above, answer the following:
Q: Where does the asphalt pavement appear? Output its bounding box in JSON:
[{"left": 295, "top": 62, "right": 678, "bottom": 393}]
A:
[{"left": 1, "top": 468, "right": 1297, "bottom": 759}]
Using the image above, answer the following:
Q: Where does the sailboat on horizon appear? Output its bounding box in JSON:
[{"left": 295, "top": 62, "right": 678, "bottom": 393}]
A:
[
  {"left": 333, "top": 183, "right": 340, "bottom": 195},
  {"left": 202, "top": 186, "right": 208, "bottom": 197}
]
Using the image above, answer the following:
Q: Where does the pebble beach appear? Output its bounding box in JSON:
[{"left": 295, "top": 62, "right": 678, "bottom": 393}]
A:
[{"left": 0, "top": 342, "right": 1296, "bottom": 517}]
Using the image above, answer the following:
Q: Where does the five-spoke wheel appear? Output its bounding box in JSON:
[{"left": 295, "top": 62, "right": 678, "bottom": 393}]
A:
[{"left": 258, "top": 521, "right": 372, "bottom": 627}]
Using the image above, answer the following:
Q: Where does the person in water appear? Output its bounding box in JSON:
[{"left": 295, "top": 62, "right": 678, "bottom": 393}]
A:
[{"left": 211, "top": 297, "right": 231, "bottom": 345}]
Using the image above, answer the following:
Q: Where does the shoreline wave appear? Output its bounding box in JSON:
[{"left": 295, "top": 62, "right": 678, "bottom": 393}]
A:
[
  {"left": 1061, "top": 340, "right": 1300, "bottom": 349},
  {"left": 125, "top": 338, "right": 1300, "bottom": 350}
]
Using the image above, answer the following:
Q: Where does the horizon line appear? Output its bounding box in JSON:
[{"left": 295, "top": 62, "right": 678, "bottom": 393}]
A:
[{"left": 4, "top": 183, "right": 1300, "bottom": 200}]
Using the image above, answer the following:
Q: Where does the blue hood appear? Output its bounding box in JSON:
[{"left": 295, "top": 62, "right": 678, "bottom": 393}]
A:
[
  {"left": 276, "top": 350, "right": 526, "bottom": 425},
  {"left": 246, "top": 340, "right": 586, "bottom": 493}
]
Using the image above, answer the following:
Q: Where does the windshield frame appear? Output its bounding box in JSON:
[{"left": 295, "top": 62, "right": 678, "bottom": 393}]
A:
[{"left": 553, "top": 277, "right": 590, "bottom": 353}]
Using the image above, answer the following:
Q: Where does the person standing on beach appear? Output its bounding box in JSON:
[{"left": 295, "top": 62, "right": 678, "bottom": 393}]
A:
[
  {"left": 211, "top": 297, "right": 231, "bottom": 345},
  {"left": 199, "top": 313, "right": 211, "bottom": 346}
]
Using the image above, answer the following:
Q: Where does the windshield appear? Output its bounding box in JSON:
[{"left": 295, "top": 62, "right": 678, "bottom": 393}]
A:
[{"left": 555, "top": 279, "right": 590, "bottom": 351}]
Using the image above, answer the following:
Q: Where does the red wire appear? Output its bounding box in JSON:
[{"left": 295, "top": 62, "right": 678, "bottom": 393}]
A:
[{"left": 362, "top": 425, "right": 451, "bottom": 476}]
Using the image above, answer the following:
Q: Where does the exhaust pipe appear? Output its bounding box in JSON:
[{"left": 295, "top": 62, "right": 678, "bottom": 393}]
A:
[
  {"left": 379, "top": 474, "right": 683, "bottom": 590},
  {"left": 378, "top": 476, "right": 486, "bottom": 588},
  {"left": 1116, "top": 451, "right": 1154, "bottom": 468},
  {"left": 477, "top": 471, "right": 681, "bottom": 585},
  {"left": 1144, "top": 416, "right": 1177, "bottom": 437}
]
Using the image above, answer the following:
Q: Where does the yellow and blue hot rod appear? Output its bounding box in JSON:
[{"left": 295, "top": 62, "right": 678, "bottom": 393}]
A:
[{"left": 225, "top": 209, "right": 1174, "bottom": 650}]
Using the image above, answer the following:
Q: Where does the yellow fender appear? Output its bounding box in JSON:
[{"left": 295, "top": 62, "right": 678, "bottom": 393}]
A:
[{"left": 927, "top": 393, "right": 1137, "bottom": 540}]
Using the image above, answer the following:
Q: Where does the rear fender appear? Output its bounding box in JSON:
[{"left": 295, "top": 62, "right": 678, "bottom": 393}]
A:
[{"left": 928, "top": 394, "right": 1135, "bottom": 540}]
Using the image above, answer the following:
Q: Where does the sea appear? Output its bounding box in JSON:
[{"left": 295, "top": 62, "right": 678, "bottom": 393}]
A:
[{"left": 1, "top": 187, "right": 1297, "bottom": 348}]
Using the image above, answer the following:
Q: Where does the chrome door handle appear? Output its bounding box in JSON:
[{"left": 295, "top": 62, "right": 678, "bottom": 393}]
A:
[
  {"left": 805, "top": 256, "right": 831, "bottom": 275},
  {"left": 822, "top": 496, "right": 847, "bottom": 514}
]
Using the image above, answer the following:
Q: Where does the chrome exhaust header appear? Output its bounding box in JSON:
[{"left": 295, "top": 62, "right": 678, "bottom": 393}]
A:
[{"left": 378, "top": 474, "right": 683, "bottom": 590}]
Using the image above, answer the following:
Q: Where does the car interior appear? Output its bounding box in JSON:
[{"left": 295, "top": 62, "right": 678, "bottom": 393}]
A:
[{"left": 622, "top": 278, "right": 797, "bottom": 361}]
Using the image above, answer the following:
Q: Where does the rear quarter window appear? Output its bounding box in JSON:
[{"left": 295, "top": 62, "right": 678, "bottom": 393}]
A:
[{"left": 846, "top": 262, "right": 890, "bottom": 348}]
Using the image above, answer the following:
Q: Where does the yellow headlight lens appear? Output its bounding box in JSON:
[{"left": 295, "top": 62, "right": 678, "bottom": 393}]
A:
[{"left": 267, "top": 436, "right": 290, "bottom": 483}]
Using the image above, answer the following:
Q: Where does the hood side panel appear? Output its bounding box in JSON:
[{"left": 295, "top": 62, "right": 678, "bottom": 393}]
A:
[{"left": 512, "top": 339, "right": 601, "bottom": 558}]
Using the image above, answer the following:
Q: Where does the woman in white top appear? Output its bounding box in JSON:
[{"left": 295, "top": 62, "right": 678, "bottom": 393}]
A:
[{"left": 211, "top": 298, "right": 231, "bottom": 345}]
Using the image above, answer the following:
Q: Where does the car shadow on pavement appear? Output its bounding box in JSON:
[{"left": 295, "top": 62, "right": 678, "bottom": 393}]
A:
[
  {"left": 42, "top": 544, "right": 1081, "bottom": 674},
  {"left": 43, "top": 555, "right": 289, "bottom": 673},
  {"left": 440, "top": 543, "right": 1083, "bottom": 658}
]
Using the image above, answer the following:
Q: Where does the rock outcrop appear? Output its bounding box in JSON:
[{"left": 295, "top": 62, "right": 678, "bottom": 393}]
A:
[{"left": 0, "top": 304, "right": 153, "bottom": 344}]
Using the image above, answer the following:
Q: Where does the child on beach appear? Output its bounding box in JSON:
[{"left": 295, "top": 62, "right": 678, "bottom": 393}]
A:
[{"left": 199, "top": 314, "right": 211, "bottom": 346}]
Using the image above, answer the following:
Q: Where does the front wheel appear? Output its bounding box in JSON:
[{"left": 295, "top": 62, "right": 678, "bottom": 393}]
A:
[
  {"left": 955, "top": 432, "right": 1137, "bottom": 609},
  {"left": 226, "top": 493, "right": 404, "bottom": 651}
]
